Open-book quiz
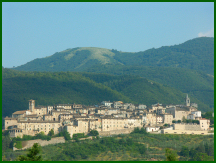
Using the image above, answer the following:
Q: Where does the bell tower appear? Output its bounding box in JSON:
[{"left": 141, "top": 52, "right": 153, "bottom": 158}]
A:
[
  {"left": 29, "top": 100, "right": 35, "bottom": 112},
  {"left": 185, "top": 94, "right": 190, "bottom": 107}
]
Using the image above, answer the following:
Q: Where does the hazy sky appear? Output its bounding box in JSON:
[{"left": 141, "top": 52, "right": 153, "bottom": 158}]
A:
[{"left": 2, "top": 2, "right": 214, "bottom": 68}]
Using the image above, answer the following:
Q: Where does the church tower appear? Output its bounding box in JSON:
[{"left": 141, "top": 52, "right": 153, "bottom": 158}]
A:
[
  {"left": 185, "top": 94, "right": 190, "bottom": 107},
  {"left": 29, "top": 100, "right": 35, "bottom": 112}
]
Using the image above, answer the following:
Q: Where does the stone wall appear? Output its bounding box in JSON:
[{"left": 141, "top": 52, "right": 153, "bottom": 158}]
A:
[
  {"left": 98, "top": 127, "right": 137, "bottom": 136},
  {"left": 185, "top": 123, "right": 201, "bottom": 131},
  {"left": 161, "top": 129, "right": 208, "bottom": 135},
  {"left": 174, "top": 123, "right": 201, "bottom": 131},
  {"left": 13, "top": 137, "right": 65, "bottom": 151}
]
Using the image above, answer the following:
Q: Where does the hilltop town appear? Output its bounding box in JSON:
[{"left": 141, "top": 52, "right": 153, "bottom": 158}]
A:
[{"left": 4, "top": 95, "right": 212, "bottom": 138}]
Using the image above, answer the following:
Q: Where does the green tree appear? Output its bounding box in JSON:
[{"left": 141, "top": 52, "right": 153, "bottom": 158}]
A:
[
  {"left": 48, "top": 129, "right": 54, "bottom": 137},
  {"left": 15, "top": 141, "right": 22, "bottom": 149},
  {"left": 140, "top": 127, "right": 148, "bottom": 134},
  {"left": 62, "top": 130, "right": 71, "bottom": 140},
  {"left": 165, "top": 148, "right": 178, "bottom": 161},
  {"left": 193, "top": 152, "right": 214, "bottom": 161},
  {"left": 89, "top": 130, "right": 99, "bottom": 136},
  {"left": 180, "top": 146, "right": 189, "bottom": 157},
  {"left": 182, "top": 116, "right": 186, "bottom": 123},
  {"left": 17, "top": 143, "right": 42, "bottom": 161},
  {"left": 2, "top": 135, "right": 12, "bottom": 151}
]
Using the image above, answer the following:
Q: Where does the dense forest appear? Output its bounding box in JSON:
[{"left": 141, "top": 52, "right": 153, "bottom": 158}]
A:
[
  {"left": 2, "top": 68, "right": 131, "bottom": 117},
  {"left": 2, "top": 128, "right": 214, "bottom": 161},
  {"left": 2, "top": 68, "right": 212, "bottom": 118},
  {"left": 111, "top": 37, "right": 214, "bottom": 75},
  {"left": 85, "top": 66, "right": 214, "bottom": 109},
  {"left": 13, "top": 37, "right": 214, "bottom": 75},
  {"left": 8, "top": 37, "right": 214, "bottom": 115}
]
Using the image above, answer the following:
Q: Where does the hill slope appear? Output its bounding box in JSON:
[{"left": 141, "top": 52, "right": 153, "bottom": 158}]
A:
[
  {"left": 2, "top": 68, "right": 132, "bottom": 117},
  {"left": 13, "top": 47, "right": 120, "bottom": 72},
  {"left": 86, "top": 65, "right": 214, "bottom": 109},
  {"left": 81, "top": 72, "right": 212, "bottom": 112},
  {"left": 3, "top": 68, "right": 211, "bottom": 118},
  {"left": 14, "top": 37, "right": 214, "bottom": 75},
  {"left": 112, "top": 37, "right": 214, "bottom": 75}
]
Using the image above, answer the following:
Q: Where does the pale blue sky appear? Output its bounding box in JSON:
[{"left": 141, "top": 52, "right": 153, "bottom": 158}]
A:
[{"left": 2, "top": 2, "right": 214, "bottom": 68}]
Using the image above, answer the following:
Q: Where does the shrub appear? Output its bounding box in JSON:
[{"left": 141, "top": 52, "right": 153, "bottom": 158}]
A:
[
  {"left": 22, "top": 135, "right": 34, "bottom": 140},
  {"left": 15, "top": 141, "right": 22, "bottom": 149},
  {"left": 89, "top": 130, "right": 99, "bottom": 136},
  {"left": 48, "top": 129, "right": 54, "bottom": 137},
  {"left": 180, "top": 146, "right": 189, "bottom": 157},
  {"left": 62, "top": 130, "right": 71, "bottom": 140},
  {"left": 73, "top": 133, "right": 85, "bottom": 139}
]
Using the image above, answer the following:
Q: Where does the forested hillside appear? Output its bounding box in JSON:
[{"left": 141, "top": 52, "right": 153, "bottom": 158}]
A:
[
  {"left": 5, "top": 37, "right": 214, "bottom": 116},
  {"left": 2, "top": 68, "right": 132, "bottom": 117},
  {"left": 2, "top": 68, "right": 212, "bottom": 118},
  {"left": 13, "top": 37, "right": 214, "bottom": 75},
  {"left": 112, "top": 37, "right": 214, "bottom": 75},
  {"left": 86, "top": 66, "right": 214, "bottom": 109}
]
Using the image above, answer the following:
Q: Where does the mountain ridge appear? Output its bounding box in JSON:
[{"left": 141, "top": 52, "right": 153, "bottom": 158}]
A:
[{"left": 13, "top": 37, "right": 214, "bottom": 75}]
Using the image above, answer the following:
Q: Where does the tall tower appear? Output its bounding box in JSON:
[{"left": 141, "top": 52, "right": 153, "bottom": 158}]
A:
[
  {"left": 29, "top": 100, "right": 35, "bottom": 112},
  {"left": 185, "top": 94, "right": 190, "bottom": 107}
]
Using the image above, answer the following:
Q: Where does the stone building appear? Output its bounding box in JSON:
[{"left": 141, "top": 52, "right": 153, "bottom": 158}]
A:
[
  {"left": 199, "top": 118, "right": 210, "bottom": 131},
  {"left": 161, "top": 113, "right": 173, "bottom": 124},
  {"left": 185, "top": 94, "right": 190, "bottom": 106},
  {"left": 166, "top": 106, "right": 194, "bottom": 121}
]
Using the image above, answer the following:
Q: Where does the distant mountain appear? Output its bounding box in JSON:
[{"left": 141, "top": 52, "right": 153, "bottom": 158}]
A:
[
  {"left": 10, "top": 37, "right": 214, "bottom": 113},
  {"left": 14, "top": 37, "right": 214, "bottom": 75},
  {"left": 111, "top": 37, "right": 214, "bottom": 75},
  {"left": 13, "top": 47, "right": 120, "bottom": 72},
  {"left": 3, "top": 68, "right": 211, "bottom": 117}
]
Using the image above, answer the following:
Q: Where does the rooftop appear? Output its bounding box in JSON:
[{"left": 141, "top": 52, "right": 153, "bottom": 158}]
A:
[{"left": 12, "top": 110, "right": 27, "bottom": 115}]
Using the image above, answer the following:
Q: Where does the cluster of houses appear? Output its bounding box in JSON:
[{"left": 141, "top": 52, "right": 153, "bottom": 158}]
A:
[{"left": 4, "top": 95, "right": 212, "bottom": 138}]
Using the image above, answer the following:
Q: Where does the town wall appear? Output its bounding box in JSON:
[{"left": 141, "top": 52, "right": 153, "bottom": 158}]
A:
[
  {"left": 13, "top": 137, "right": 65, "bottom": 151},
  {"left": 161, "top": 129, "right": 208, "bottom": 135},
  {"left": 98, "top": 127, "right": 138, "bottom": 136},
  {"left": 174, "top": 123, "right": 201, "bottom": 131}
]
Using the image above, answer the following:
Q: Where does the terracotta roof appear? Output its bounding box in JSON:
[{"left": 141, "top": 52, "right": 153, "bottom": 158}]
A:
[
  {"left": 200, "top": 118, "right": 209, "bottom": 120},
  {"left": 12, "top": 110, "right": 27, "bottom": 115},
  {"left": 73, "top": 115, "right": 89, "bottom": 118},
  {"left": 43, "top": 114, "right": 53, "bottom": 116},
  {"left": 18, "top": 120, "right": 61, "bottom": 123},
  {"left": 24, "top": 114, "right": 38, "bottom": 118},
  {"left": 56, "top": 104, "right": 72, "bottom": 106},
  {"left": 52, "top": 111, "right": 70, "bottom": 113},
  {"left": 4, "top": 117, "right": 17, "bottom": 120}
]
